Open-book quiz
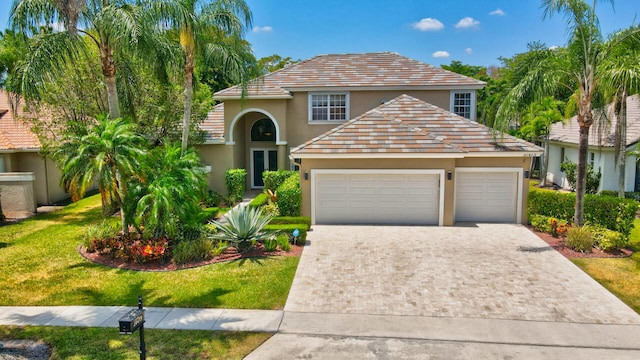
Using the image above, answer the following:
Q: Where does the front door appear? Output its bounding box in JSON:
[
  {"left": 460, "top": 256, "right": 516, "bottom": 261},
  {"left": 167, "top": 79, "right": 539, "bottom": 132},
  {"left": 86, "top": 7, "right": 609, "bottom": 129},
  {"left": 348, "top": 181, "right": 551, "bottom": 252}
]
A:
[{"left": 252, "top": 149, "right": 278, "bottom": 188}]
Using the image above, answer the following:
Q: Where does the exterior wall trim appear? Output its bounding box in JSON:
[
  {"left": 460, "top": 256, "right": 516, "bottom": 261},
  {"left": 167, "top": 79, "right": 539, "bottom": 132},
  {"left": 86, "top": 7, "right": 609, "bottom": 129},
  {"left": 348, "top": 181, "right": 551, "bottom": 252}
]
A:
[
  {"left": 310, "top": 169, "right": 445, "bottom": 226},
  {"left": 0, "top": 172, "right": 36, "bottom": 182},
  {"left": 226, "top": 108, "right": 287, "bottom": 146}
]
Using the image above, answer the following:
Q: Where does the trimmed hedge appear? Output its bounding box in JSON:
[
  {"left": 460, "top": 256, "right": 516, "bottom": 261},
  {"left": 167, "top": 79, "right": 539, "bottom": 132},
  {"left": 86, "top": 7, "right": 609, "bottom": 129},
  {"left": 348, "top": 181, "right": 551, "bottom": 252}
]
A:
[
  {"left": 225, "top": 169, "right": 246, "bottom": 203},
  {"left": 276, "top": 174, "right": 301, "bottom": 216},
  {"left": 248, "top": 193, "right": 269, "bottom": 208},
  {"left": 528, "top": 190, "right": 638, "bottom": 237},
  {"left": 270, "top": 216, "right": 312, "bottom": 230},
  {"left": 264, "top": 223, "right": 308, "bottom": 243},
  {"left": 263, "top": 170, "right": 296, "bottom": 191},
  {"left": 600, "top": 190, "right": 640, "bottom": 201}
]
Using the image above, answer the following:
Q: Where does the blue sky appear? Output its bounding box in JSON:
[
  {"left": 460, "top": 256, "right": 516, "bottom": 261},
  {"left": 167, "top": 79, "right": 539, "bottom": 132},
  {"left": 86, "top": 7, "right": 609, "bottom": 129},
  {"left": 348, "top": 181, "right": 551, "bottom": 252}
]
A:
[{"left": 1, "top": 0, "right": 639, "bottom": 67}]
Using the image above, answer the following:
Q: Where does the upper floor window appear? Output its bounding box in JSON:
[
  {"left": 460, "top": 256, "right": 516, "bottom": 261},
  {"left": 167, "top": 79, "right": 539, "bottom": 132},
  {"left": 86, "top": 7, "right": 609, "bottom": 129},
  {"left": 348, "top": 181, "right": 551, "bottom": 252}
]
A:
[
  {"left": 251, "top": 118, "right": 276, "bottom": 142},
  {"left": 309, "top": 92, "right": 349, "bottom": 122},
  {"left": 450, "top": 91, "right": 475, "bottom": 120}
]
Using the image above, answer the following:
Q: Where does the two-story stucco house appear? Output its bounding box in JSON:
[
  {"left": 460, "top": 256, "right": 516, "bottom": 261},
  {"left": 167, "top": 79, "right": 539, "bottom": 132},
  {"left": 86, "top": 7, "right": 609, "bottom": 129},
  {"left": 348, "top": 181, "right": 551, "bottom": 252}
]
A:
[{"left": 199, "top": 52, "right": 542, "bottom": 226}]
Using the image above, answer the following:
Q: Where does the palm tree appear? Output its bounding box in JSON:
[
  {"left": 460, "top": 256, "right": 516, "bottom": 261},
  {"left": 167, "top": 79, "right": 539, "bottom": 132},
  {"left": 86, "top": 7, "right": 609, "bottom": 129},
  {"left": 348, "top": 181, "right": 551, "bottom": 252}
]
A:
[
  {"left": 600, "top": 26, "right": 640, "bottom": 197},
  {"left": 10, "top": 0, "right": 146, "bottom": 119},
  {"left": 55, "top": 116, "right": 147, "bottom": 230},
  {"left": 134, "top": 144, "right": 207, "bottom": 239},
  {"left": 497, "top": 0, "right": 639, "bottom": 225},
  {"left": 519, "top": 97, "right": 565, "bottom": 187},
  {"left": 143, "top": 0, "right": 253, "bottom": 152}
]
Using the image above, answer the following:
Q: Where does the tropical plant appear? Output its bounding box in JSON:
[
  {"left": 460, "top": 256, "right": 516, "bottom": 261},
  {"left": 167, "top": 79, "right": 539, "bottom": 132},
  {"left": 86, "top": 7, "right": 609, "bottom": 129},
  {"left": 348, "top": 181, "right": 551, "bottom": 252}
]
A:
[
  {"left": 496, "top": 0, "right": 639, "bottom": 225},
  {"left": 600, "top": 25, "right": 640, "bottom": 198},
  {"left": 560, "top": 159, "right": 601, "bottom": 194},
  {"left": 10, "top": 0, "right": 152, "bottom": 119},
  {"left": 519, "top": 97, "right": 565, "bottom": 186},
  {"left": 55, "top": 116, "right": 147, "bottom": 232},
  {"left": 133, "top": 144, "right": 207, "bottom": 239},
  {"left": 143, "top": 0, "right": 254, "bottom": 152},
  {"left": 209, "top": 205, "right": 276, "bottom": 252}
]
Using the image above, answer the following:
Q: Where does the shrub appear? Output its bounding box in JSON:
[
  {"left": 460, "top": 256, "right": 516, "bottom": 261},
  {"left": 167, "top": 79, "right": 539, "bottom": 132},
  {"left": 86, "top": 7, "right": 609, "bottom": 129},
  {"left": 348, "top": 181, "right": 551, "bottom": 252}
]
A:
[
  {"left": 527, "top": 190, "right": 638, "bottom": 237},
  {"left": 172, "top": 238, "right": 215, "bottom": 265},
  {"left": 276, "top": 234, "right": 291, "bottom": 251},
  {"left": 590, "top": 225, "right": 627, "bottom": 252},
  {"left": 529, "top": 214, "right": 552, "bottom": 233},
  {"left": 92, "top": 235, "right": 169, "bottom": 264},
  {"left": 248, "top": 193, "right": 269, "bottom": 208},
  {"left": 263, "top": 202, "right": 280, "bottom": 217},
  {"left": 263, "top": 170, "right": 296, "bottom": 191},
  {"left": 264, "top": 224, "right": 307, "bottom": 244},
  {"left": 203, "top": 190, "right": 231, "bottom": 207},
  {"left": 560, "top": 159, "right": 601, "bottom": 194},
  {"left": 565, "top": 225, "right": 594, "bottom": 253},
  {"left": 225, "top": 169, "right": 247, "bottom": 203},
  {"left": 276, "top": 174, "right": 301, "bottom": 216},
  {"left": 83, "top": 220, "right": 120, "bottom": 252},
  {"left": 263, "top": 238, "right": 278, "bottom": 252},
  {"left": 549, "top": 218, "right": 570, "bottom": 237},
  {"left": 270, "top": 216, "right": 312, "bottom": 230}
]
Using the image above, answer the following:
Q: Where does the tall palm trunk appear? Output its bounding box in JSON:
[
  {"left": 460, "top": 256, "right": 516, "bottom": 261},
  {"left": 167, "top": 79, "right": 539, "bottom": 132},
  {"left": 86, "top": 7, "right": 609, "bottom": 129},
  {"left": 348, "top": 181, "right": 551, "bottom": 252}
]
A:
[
  {"left": 180, "top": 28, "right": 195, "bottom": 153},
  {"left": 99, "top": 43, "right": 121, "bottom": 119},
  {"left": 618, "top": 90, "right": 628, "bottom": 198},
  {"left": 575, "top": 125, "right": 589, "bottom": 225},
  {"left": 540, "top": 132, "right": 551, "bottom": 187}
]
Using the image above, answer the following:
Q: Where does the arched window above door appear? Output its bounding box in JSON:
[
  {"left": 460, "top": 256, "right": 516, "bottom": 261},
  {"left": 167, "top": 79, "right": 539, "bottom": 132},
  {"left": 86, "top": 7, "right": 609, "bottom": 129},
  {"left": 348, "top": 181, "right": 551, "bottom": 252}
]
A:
[{"left": 251, "top": 118, "right": 276, "bottom": 141}]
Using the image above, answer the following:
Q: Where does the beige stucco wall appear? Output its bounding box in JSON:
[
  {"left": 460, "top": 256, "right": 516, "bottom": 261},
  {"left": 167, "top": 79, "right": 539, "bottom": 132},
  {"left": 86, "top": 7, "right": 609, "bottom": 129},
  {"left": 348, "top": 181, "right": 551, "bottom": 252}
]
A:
[
  {"left": 0, "top": 173, "right": 36, "bottom": 216},
  {"left": 196, "top": 144, "right": 234, "bottom": 193},
  {"left": 298, "top": 156, "right": 533, "bottom": 226},
  {"left": 1, "top": 152, "right": 67, "bottom": 205}
]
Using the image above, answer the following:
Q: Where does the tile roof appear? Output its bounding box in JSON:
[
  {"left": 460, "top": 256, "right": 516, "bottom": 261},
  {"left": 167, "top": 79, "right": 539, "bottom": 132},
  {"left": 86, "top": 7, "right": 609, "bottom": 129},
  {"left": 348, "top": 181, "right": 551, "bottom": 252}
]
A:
[
  {"left": 215, "top": 52, "right": 486, "bottom": 98},
  {"left": 291, "top": 94, "right": 542, "bottom": 156},
  {"left": 550, "top": 94, "right": 640, "bottom": 148},
  {"left": 200, "top": 102, "right": 225, "bottom": 142},
  {"left": 0, "top": 90, "right": 41, "bottom": 151}
]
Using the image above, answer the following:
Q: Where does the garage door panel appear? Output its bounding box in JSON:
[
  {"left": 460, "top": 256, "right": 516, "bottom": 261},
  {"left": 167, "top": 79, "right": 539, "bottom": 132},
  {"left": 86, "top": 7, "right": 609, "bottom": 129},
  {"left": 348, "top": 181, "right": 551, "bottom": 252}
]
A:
[
  {"left": 456, "top": 171, "right": 518, "bottom": 223},
  {"left": 315, "top": 172, "right": 440, "bottom": 225}
]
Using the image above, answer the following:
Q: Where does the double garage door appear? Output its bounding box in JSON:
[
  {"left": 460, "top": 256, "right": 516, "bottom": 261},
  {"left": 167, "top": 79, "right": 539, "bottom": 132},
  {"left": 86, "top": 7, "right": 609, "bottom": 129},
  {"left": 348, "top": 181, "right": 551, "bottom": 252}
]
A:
[{"left": 313, "top": 169, "right": 520, "bottom": 225}]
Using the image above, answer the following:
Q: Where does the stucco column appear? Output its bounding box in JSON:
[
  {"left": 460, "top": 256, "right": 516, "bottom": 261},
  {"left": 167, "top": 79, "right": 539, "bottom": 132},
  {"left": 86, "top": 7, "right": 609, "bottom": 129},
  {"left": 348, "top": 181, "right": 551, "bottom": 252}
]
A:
[{"left": 277, "top": 144, "right": 288, "bottom": 170}]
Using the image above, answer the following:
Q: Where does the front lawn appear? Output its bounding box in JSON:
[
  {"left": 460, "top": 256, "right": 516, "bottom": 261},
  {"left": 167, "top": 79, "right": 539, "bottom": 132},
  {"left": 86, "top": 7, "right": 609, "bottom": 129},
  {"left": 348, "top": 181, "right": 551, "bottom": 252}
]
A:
[
  {"left": 571, "top": 219, "right": 640, "bottom": 314},
  {"left": 0, "top": 325, "right": 270, "bottom": 359},
  {"left": 0, "top": 195, "right": 299, "bottom": 309}
]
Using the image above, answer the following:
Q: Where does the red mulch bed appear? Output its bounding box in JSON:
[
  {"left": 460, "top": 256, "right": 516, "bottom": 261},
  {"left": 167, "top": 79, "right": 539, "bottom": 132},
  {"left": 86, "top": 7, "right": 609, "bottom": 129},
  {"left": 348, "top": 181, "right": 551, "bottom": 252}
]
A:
[
  {"left": 528, "top": 226, "right": 633, "bottom": 259},
  {"left": 80, "top": 243, "right": 304, "bottom": 272}
]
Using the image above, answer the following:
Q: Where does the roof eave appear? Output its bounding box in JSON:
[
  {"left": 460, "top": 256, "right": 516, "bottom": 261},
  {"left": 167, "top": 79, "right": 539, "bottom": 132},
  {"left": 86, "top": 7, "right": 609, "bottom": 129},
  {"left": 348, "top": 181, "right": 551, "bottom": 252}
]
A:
[{"left": 213, "top": 94, "right": 293, "bottom": 101}]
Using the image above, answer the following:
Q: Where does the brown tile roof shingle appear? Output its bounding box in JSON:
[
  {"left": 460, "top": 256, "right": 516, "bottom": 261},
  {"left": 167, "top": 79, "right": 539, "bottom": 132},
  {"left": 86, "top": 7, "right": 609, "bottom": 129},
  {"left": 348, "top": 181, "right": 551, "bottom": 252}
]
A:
[
  {"left": 0, "top": 90, "right": 41, "bottom": 151},
  {"left": 215, "top": 52, "right": 486, "bottom": 98},
  {"left": 550, "top": 94, "right": 640, "bottom": 147},
  {"left": 200, "top": 102, "right": 225, "bottom": 142},
  {"left": 291, "top": 94, "right": 542, "bottom": 156}
]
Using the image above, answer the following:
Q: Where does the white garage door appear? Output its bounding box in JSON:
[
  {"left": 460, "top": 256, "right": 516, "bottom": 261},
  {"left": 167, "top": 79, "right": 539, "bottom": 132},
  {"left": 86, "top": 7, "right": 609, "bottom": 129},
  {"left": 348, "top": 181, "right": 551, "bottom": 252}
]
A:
[
  {"left": 455, "top": 170, "right": 519, "bottom": 223},
  {"left": 314, "top": 171, "right": 441, "bottom": 225}
]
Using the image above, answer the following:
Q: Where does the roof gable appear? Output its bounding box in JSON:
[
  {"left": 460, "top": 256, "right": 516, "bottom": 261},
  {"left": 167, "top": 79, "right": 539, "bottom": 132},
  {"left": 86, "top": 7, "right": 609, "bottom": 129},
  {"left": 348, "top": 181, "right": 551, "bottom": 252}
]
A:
[
  {"left": 291, "top": 94, "right": 541, "bottom": 156},
  {"left": 215, "top": 52, "right": 486, "bottom": 99}
]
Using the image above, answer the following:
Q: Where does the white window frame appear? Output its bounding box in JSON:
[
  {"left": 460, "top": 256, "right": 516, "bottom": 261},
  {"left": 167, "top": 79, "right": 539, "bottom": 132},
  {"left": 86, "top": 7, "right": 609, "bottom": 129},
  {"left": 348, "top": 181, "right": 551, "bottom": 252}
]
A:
[
  {"left": 450, "top": 91, "right": 476, "bottom": 121},
  {"left": 308, "top": 92, "right": 350, "bottom": 123}
]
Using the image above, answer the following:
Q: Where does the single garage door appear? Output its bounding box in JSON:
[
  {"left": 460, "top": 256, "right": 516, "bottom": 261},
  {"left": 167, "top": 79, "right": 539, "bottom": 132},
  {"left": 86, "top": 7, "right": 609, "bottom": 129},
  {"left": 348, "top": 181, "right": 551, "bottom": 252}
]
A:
[
  {"left": 455, "top": 170, "right": 519, "bottom": 223},
  {"left": 314, "top": 171, "right": 441, "bottom": 225}
]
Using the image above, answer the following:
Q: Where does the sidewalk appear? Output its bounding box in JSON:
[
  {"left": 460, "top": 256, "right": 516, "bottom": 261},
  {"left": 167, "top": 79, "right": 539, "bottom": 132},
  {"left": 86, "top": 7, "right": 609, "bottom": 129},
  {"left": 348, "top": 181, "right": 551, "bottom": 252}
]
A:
[{"left": 0, "top": 306, "right": 282, "bottom": 332}]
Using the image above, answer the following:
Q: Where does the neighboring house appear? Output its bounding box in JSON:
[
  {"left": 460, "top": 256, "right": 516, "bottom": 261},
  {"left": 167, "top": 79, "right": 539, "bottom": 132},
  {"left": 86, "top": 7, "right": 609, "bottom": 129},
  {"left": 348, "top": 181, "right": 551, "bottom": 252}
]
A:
[
  {"left": 199, "top": 52, "right": 542, "bottom": 225},
  {"left": 547, "top": 94, "right": 640, "bottom": 192},
  {"left": 0, "top": 90, "right": 66, "bottom": 217}
]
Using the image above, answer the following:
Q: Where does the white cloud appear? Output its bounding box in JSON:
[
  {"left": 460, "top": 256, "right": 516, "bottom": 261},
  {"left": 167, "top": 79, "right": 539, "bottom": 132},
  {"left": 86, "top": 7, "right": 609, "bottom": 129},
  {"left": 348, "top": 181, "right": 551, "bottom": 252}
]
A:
[
  {"left": 252, "top": 26, "right": 273, "bottom": 33},
  {"left": 412, "top": 18, "right": 445, "bottom": 31},
  {"left": 465, "top": 48, "right": 473, "bottom": 54},
  {"left": 489, "top": 8, "right": 506, "bottom": 16},
  {"left": 549, "top": 45, "right": 560, "bottom": 50},
  {"left": 455, "top": 17, "right": 480, "bottom": 29},
  {"left": 432, "top": 51, "right": 450, "bottom": 58}
]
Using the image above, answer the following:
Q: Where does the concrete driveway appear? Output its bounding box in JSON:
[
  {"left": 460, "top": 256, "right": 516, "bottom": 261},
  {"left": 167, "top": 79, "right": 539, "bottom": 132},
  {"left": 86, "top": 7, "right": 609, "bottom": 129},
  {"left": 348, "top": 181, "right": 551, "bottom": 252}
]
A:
[{"left": 246, "top": 224, "right": 640, "bottom": 359}]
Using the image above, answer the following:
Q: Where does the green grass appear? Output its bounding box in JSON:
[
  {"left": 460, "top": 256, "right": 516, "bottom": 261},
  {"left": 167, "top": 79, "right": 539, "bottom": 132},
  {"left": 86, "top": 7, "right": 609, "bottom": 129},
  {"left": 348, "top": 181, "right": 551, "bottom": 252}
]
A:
[
  {"left": 0, "top": 194, "right": 299, "bottom": 308},
  {"left": 528, "top": 179, "right": 557, "bottom": 193},
  {"left": 0, "top": 326, "right": 270, "bottom": 359},
  {"left": 571, "top": 218, "right": 640, "bottom": 314}
]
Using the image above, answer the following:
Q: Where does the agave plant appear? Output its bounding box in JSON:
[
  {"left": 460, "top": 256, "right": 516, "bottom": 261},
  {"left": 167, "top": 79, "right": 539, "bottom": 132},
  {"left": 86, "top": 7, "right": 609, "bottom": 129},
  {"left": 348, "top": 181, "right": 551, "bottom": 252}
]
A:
[{"left": 209, "top": 205, "right": 276, "bottom": 252}]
